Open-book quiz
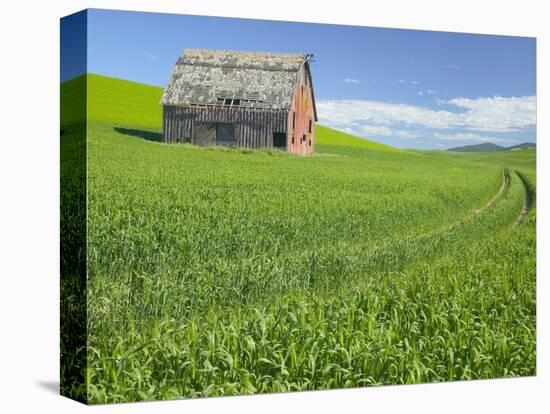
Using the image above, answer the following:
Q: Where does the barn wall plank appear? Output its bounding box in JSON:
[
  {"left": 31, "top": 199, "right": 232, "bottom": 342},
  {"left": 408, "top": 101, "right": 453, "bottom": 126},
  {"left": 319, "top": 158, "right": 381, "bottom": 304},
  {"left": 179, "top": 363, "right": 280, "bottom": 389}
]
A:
[{"left": 163, "top": 105, "right": 289, "bottom": 149}]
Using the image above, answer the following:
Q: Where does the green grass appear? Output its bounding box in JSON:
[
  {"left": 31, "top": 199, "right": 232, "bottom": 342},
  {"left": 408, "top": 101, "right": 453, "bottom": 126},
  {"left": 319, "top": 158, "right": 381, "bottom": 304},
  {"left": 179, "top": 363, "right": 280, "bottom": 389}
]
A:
[
  {"left": 61, "top": 74, "right": 536, "bottom": 403},
  {"left": 87, "top": 74, "right": 163, "bottom": 128},
  {"left": 315, "top": 124, "right": 402, "bottom": 152}
]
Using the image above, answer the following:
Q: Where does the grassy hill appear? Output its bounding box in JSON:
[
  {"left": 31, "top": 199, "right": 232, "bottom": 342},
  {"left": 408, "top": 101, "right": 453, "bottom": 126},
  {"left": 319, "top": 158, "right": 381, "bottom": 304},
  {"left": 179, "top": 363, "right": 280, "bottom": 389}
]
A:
[
  {"left": 508, "top": 142, "right": 536, "bottom": 150},
  {"left": 447, "top": 142, "right": 537, "bottom": 152},
  {"left": 61, "top": 74, "right": 536, "bottom": 403},
  {"left": 447, "top": 142, "right": 537, "bottom": 153},
  {"left": 447, "top": 142, "right": 505, "bottom": 152},
  {"left": 60, "top": 75, "right": 87, "bottom": 126},
  {"left": 64, "top": 74, "right": 400, "bottom": 152},
  {"left": 87, "top": 74, "right": 163, "bottom": 127}
]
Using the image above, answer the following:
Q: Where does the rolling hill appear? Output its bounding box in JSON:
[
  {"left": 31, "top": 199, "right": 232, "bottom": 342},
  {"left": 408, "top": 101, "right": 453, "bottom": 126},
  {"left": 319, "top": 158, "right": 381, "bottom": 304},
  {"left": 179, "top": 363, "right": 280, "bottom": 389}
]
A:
[
  {"left": 447, "top": 142, "right": 505, "bottom": 152},
  {"left": 508, "top": 142, "right": 536, "bottom": 150},
  {"left": 447, "top": 142, "right": 536, "bottom": 152},
  {"left": 63, "top": 73, "right": 398, "bottom": 152}
]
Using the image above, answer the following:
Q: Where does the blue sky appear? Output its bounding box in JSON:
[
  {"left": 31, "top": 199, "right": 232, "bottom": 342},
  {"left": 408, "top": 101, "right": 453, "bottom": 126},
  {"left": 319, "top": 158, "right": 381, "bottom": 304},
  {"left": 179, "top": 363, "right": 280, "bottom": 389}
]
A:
[{"left": 62, "top": 9, "right": 536, "bottom": 149}]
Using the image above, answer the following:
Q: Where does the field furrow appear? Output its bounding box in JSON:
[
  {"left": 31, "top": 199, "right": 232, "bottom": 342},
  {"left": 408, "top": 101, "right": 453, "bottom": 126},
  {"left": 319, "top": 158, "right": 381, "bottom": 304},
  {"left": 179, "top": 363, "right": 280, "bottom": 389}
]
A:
[{"left": 515, "top": 171, "right": 534, "bottom": 225}]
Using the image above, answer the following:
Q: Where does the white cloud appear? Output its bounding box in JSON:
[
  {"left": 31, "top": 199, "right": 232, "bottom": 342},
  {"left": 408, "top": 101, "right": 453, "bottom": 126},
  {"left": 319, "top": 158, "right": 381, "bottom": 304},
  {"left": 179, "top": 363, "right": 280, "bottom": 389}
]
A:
[
  {"left": 357, "top": 125, "right": 418, "bottom": 139},
  {"left": 343, "top": 78, "right": 362, "bottom": 84},
  {"left": 398, "top": 79, "right": 420, "bottom": 85},
  {"left": 447, "top": 64, "right": 460, "bottom": 69},
  {"left": 447, "top": 96, "right": 536, "bottom": 131},
  {"left": 394, "top": 130, "right": 419, "bottom": 139},
  {"left": 419, "top": 89, "right": 440, "bottom": 95},
  {"left": 357, "top": 125, "right": 393, "bottom": 135},
  {"left": 317, "top": 95, "right": 535, "bottom": 133},
  {"left": 147, "top": 53, "right": 159, "bottom": 60}
]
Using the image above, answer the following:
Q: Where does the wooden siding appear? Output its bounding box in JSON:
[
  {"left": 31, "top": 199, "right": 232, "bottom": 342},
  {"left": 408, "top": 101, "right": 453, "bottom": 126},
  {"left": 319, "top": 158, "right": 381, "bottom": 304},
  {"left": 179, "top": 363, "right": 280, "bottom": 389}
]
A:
[
  {"left": 163, "top": 106, "right": 288, "bottom": 149},
  {"left": 193, "top": 122, "right": 216, "bottom": 146},
  {"left": 287, "top": 62, "right": 316, "bottom": 155}
]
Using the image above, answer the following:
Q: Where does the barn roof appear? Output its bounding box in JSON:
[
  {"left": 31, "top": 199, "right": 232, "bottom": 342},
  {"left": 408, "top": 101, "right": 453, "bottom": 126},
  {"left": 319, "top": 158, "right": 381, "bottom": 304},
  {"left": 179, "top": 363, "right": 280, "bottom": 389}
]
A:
[{"left": 161, "top": 49, "right": 314, "bottom": 111}]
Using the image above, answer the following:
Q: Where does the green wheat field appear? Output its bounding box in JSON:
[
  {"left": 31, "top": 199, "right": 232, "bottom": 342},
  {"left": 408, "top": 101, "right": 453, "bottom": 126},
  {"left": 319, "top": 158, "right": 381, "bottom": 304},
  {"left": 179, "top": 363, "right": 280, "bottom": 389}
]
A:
[{"left": 61, "top": 74, "right": 536, "bottom": 404}]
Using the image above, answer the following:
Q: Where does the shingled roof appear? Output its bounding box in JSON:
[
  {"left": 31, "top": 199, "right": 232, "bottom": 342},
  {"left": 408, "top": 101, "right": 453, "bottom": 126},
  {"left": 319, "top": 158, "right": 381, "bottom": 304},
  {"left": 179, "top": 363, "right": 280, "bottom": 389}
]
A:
[{"left": 161, "top": 49, "right": 313, "bottom": 110}]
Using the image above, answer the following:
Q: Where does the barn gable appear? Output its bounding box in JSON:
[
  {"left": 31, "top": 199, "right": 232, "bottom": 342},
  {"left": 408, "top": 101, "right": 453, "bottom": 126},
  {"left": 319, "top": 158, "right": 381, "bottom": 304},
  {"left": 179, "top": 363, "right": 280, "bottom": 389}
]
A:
[{"left": 161, "top": 49, "right": 314, "bottom": 111}]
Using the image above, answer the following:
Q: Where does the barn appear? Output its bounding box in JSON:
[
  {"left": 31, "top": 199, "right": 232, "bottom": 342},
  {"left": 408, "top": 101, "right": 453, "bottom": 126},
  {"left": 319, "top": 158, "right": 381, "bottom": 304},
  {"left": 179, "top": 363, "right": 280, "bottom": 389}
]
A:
[{"left": 161, "top": 49, "right": 317, "bottom": 155}]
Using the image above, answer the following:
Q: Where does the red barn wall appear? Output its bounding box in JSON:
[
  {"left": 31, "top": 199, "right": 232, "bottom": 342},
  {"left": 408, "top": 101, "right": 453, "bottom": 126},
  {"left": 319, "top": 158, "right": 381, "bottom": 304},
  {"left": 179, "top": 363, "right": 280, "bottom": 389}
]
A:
[{"left": 287, "top": 63, "right": 316, "bottom": 155}]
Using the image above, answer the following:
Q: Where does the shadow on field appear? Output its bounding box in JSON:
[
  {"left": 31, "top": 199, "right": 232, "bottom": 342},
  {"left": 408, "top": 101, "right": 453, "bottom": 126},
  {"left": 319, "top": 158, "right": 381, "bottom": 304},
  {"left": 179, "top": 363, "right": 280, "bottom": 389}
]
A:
[{"left": 114, "top": 127, "right": 162, "bottom": 142}]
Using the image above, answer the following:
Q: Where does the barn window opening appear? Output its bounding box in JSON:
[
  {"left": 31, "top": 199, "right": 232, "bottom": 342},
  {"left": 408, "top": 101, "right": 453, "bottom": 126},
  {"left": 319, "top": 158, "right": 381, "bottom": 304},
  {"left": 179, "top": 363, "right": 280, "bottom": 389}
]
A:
[
  {"left": 309, "top": 139, "right": 312, "bottom": 146},
  {"left": 292, "top": 112, "right": 296, "bottom": 129},
  {"left": 217, "top": 98, "right": 243, "bottom": 106},
  {"left": 216, "top": 97, "right": 261, "bottom": 107},
  {"left": 291, "top": 134, "right": 295, "bottom": 144},
  {"left": 308, "top": 119, "right": 312, "bottom": 133},
  {"left": 302, "top": 134, "right": 306, "bottom": 143},
  {"left": 216, "top": 123, "right": 237, "bottom": 146},
  {"left": 273, "top": 132, "right": 286, "bottom": 149}
]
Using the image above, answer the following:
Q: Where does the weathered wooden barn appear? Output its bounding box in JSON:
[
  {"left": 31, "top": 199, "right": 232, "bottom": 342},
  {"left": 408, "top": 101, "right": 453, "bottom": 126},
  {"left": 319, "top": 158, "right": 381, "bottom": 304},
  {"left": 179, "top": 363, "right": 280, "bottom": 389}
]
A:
[{"left": 161, "top": 49, "right": 317, "bottom": 155}]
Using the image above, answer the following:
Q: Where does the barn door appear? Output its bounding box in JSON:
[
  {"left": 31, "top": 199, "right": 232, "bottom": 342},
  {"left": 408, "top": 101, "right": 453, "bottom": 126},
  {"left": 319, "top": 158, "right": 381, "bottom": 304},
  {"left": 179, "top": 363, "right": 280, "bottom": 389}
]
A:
[{"left": 193, "top": 122, "right": 216, "bottom": 146}]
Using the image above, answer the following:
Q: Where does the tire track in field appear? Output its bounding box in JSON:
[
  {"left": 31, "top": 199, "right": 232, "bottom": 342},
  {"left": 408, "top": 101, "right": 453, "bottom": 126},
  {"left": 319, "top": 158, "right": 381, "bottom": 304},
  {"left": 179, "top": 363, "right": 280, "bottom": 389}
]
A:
[
  {"left": 474, "top": 168, "right": 509, "bottom": 214},
  {"left": 307, "top": 168, "right": 518, "bottom": 294},
  {"left": 514, "top": 171, "right": 533, "bottom": 225},
  {"left": 358, "top": 168, "right": 512, "bottom": 269},
  {"left": 378, "top": 167, "right": 510, "bottom": 247}
]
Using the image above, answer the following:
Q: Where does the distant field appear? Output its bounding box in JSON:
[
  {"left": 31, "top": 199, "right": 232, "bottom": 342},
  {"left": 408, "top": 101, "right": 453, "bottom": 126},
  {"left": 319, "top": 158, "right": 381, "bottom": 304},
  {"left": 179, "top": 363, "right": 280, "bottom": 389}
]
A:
[{"left": 61, "top": 74, "right": 536, "bottom": 403}]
